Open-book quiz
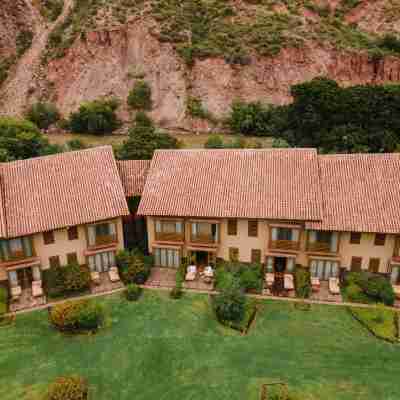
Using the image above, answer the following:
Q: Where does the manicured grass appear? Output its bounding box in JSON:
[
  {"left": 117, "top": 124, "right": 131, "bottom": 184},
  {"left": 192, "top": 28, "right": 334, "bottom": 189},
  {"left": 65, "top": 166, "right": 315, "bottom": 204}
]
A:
[
  {"left": 349, "top": 306, "right": 399, "bottom": 342},
  {"left": 0, "top": 291, "right": 399, "bottom": 400},
  {"left": 46, "top": 132, "right": 272, "bottom": 149}
]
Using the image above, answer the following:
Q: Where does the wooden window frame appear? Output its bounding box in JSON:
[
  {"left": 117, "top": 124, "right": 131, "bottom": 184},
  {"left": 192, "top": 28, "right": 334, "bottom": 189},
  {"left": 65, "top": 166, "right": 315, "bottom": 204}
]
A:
[
  {"left": 368, "top": 258, "right": 380, "bottom": 273},
  {"left": 229, "top": 247, "right": 239, "bottom": 262},
  {"left": 67, "top": 252, "right": 78, "bottom": 265},
  {"left": 43, "top": 231, "right": 55, "bottom": 245},
  {"left": 67, "top": 226, "right": 79, "bottom": 241},
  {"left": 227, "top": 219, "right": 237, "bottom": 236},
  {"left": 374, "top": 233, "right": 386, "bottom": 246},
  {"left": 49, "top": 255, "right": 60, "bottom": 268},
  {"left": 248, "top": 220, "right": 258, "bottom": 237},
  {"left": 350, "top": 232, "right": 361, "bottom": 244},
  {"left": 350, "top": 256, "right": 362, "bottom": 272},
  {"left": 251, "top": 249, "right": 261, "bottom": 264}
]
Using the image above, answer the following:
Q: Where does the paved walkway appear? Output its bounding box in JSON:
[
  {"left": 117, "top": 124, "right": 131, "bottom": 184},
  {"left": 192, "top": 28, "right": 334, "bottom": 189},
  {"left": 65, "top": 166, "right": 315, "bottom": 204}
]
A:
[{"left": 5, "top": 282, "right": 400, "bottom": 317}]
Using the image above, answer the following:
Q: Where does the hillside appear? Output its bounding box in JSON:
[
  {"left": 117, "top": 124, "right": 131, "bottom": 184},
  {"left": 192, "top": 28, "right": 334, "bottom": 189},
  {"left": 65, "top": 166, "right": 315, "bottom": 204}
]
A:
[{"left": 1, "top": 0, "right": 400, "bottom": 131}]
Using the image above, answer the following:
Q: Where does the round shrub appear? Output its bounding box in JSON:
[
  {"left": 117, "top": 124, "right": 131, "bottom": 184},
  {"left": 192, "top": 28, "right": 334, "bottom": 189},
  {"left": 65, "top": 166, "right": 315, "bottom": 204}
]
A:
[
  {"left": 25, "top": 102, "right": 60, "bottom": 130},
  {"left": 170, "top": 286, "right": 183, "bottom": 299},
  {"left": 125, "top": 283, "right": 142, "bottom": 301},
  {"left": 214, "top": 279, "right": 246, "bottom": 323},
  {"left": 363, "top": 276, "right": 395, "bottom": 306},
  {"left": 47, "top": 376, "right": 88, "bottom": 400},
  {"left": 346, "top": 283, "right": 365, "bottom": 303},
  {"left": 49, "top": 299, "right": 104, "bottom": 333},
  {"left": 119, "top": 253, "right": 151, "bottom": 285}
]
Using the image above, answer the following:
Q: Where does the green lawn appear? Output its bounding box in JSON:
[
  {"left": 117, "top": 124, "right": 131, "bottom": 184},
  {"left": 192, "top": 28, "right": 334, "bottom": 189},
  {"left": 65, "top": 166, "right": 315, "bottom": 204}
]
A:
[
  {"left": 0, "top": 291, "right": 399, "bottom": 400},
  {"left": 46, "top": 132, "right": 273, "bottom": 149}
]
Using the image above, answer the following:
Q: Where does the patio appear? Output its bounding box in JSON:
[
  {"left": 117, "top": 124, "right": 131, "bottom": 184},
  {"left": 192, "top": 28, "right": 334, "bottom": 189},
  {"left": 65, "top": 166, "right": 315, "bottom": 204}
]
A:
[
  {"left": 310, "top": 280, "right": 343, "bottom": 303},
  {"left": 9, "top": 288, "right": 46, "bottom": 313},
  {"left": 91, "top": 272, "right": 124, "bottom": 295}
]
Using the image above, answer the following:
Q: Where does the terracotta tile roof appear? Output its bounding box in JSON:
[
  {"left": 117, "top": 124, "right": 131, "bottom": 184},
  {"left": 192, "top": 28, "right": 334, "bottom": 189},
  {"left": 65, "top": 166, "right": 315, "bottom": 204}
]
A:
[
  {"left": 138, "top": 149, "right": 323, "bottom": 221},
  {"left": 117, "top": 160, "right": 151, "bottom": 197},
  {"left": 1, "top": 146, "right": 129, "bottom": 238},
  {"left": 307, "top": 153, "right": 400, "bottom": 234}
]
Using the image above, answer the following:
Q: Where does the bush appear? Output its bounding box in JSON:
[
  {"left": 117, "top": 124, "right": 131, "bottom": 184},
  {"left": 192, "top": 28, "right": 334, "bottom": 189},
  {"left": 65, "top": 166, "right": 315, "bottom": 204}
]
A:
[
  {"left": 16, "top": 30, "right": 33, "bottom": 57},
  {"left": 125, "top": 283, "right": 142, "bottom": 301},
  {"left": 25, "top": 102, "right": 60, "bottom": 130},
  {"left": 204, "top": 134, "right": 224, "bottom": 149},
  {"left": 127, "top": 80, "right": 152, "bottom": 110},
  {"left": 46, "top": 376, "right": 88, "bottom": 400},
  {"left": 49, "top": 299, "right": 104, "bottom": 333},
  {"left": 363, "top": 276, "right": 395, "bottom": 306},
  {"left": 43, "top": 264, "right": 91, "bottom": 298},
  {"left": 65, "top": 139, "right": 87, "bottom": 151},
  {"left": 68, "top": 99, "right": 120, "bottom": 135},
  {"left": 0, "top": 286, "right": 8, "bottom": 317},
  {"left": 346, "top": 283, "right": 370, "bottom": 304},
  {"left": 295, "top": 267, "right": 311, "bottom": 299},
  {"left": 116, "top": 249, "right": 152, "bottom": 284},
  {"left": 215, "top": 262, "right": 262, "bottom": 292},
  {"left": 170, "top": 278, "right": 183, "bottom": 299},
  {"left": 214, "top": 278, "right": 246, "bottom": 323},
  {"left": 268, "top": 385, "right": 301, "bottom": 400}
]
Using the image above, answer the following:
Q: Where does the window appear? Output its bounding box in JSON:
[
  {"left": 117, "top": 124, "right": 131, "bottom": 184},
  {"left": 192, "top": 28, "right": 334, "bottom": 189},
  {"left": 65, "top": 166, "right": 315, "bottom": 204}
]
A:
[
  {"left": 43, "top": 231, "right": 55, "bottom": 245},
  {"left": 248, "top": 220, "right": 258, "bottom": 237},
  {"left": 374, "top": 233, "right": 386, "bottom": 246},
  {"left": 316, "top": 231, "right": 332, "bottom": 243},
  {"left": 153, "top": 248, "right": 180, "bottom": 268},
  {"left": 350, "top": 232, "right": 361, "bottom": 244},
  {"left": 310, "top": 259, "right": 339, "bottom": 280},
  {"left": 368, "top": 258, "right": 380, "bottom": 273},
  {"left": 350, "top": 257, "right": 362, "bottom": 272},
  {"left": 155, "top": 220, "right": 184, "bottom": 241},
  {"left": 88, "top": 251, "right": 116, "bottom": 273},
  {"left": 251, "top": 249, "right": 261, "bottom": 264},
  {"left": 227, "top": 219, "right": 237, "bottom": 236},
  {"left": 0, "top": 237, "right": 33, "bottom": 261},
  {"left": 277, "top": 228, "right": 293, "bottom": 241},
  {"left": 67, "top": 252, "right": 78, "bottom": 265},
  {"left": 229, "top": 247, "right": 239, "bottom": 262},
  {"left": 49, "top": 255, "right": 60, "bottom": 268},
  {"left": 67, "top": 226, "right": 79, "bottom": 241},
  {"left": 88, "top": 222, "right": 116, "bottom": 246}
]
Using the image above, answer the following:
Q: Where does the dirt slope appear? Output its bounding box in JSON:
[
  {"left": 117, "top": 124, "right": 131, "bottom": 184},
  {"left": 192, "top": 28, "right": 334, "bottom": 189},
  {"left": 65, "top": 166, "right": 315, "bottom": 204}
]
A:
[{"left": 1, "top": 0, "right": 400, "bottom": 130}]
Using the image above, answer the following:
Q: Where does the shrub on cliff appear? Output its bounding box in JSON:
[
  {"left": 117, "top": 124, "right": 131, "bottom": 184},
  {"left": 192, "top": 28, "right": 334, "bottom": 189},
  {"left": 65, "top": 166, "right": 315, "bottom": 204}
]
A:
[
  {"left": 127, "top": 80, "right": 152, "bottom": 110},
  {"left": 26, "top": 102, "right": 60, "bottom": 130},
  {"left": 116, "top": 112, "right": 179, "bottom": 159},
  {"left": 68, "top": 98, "right": 120, "bottom": 135}
]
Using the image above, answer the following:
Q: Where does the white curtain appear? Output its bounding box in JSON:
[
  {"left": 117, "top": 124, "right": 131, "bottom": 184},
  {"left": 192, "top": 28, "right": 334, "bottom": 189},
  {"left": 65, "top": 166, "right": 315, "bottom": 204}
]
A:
[
  {"left": 267, "top": 257, "right": 274, "bottom": 272},
  {"left": 155, "top": 220, "right": 161, "bottom": 233},
  {"left": 32, "top": 266, "right": 41, "bottom": 281},
  {"left": 95, "top": 253, "right": 102, "bottom": 272},
  {"left": 23, "top": 237, "right": 32, "bottom": 257},
  {"left": 331, "top": 262, "right": 339, "bottom": 277},
  {"left": 88, "top": 226, "right": 96, "bottom": 246},
  {"left": 309, "top": 231, "right": 317, "bottom": 243},
  {"left": 292, "top": 229, "right": 299, "bottom": 242},
  {"left": 109, "top": 252, "right": 116, "bottom": 267},
  {"left": 109, "top": 222, "right": 116, "bottom": 236},
  {"left": 88, "top": 255, "right": 95, "bottom": 271},
  {"left": 391, "top": 266, "right": 400, "bottom": 284},
  {"left": 102, "top": 252, "right": 109, "bottom": 270},
  {"left": 8, "top": 270, "right": 18, "bottom": 287},
  {"left": 174, "top": 250, "right": 180, "bottom": 268},
  {"left": 310, "top": 260, "right": 317, "bottom": 277},
  {"left": 1, "top": 241, "right": 9, "bottom": 260},
  {"left": 330, "top": 232, "right": 338, "bottom": 252},
  {"left": 160, "top": 248, "right": 167, "bottom": 266},
  {"left": 176, "top": 222, "right": 182, "bottom": 233},
  {"left": 287, "top": 258, "right": 295, "bottom": 272},
  {"left": 191, "top": 223, "right": 197, "bottom": 236},
  {"left": 271, "top": 228, "right": 278, "bottom": 241},
  {"left": 154, "top": 248, "right": 161, "bottom": 266},
  {"left": 9, "top": 238, "right": 23, "bottom": 253}
]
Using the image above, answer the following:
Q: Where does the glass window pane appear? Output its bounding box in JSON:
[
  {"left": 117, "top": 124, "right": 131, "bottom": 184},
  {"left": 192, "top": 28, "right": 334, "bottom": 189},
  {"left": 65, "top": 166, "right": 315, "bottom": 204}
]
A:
[{"left": 160, "top": 249, "right": 167, "bottom": 267}]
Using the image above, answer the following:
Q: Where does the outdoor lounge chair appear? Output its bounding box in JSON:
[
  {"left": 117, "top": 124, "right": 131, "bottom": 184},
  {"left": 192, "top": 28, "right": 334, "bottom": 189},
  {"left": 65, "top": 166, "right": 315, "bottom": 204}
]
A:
[
  {"left": 311, "top": 277, "right": 320, "bottom": 292},
  {"left": 108, "top": 267, "right": 120, "bottom": 283},
  {"left": 203, "top": 266, "right": 214, "bottom": 278},
  {"left": 91, "top": 271, "right": 100, "bottom": 285},
  {"left": 284, "top": 274, "right": 294, "bottom": 291},
  {"left": 329, "top": 277, "right": 340, "bottom": 295},
  {"left": 393, "top": 285, "right": 400, "bottom": 300},
  {"left": 185, "top": 265, "right": 197, "bottom": 281},
  {"left": 32, "top": 280, "right": 43, "bottom": 298},
  {"left": 11, "top": 285, "right": 22, "bottom": 302},
  {"left": 265, "top": 272, "right": 275, "bottom": 287}
]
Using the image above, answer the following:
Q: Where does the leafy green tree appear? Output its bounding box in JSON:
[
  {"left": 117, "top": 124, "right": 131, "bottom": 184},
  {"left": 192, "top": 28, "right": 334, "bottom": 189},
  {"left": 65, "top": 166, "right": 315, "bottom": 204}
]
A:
[
  {"left": 25, "top": 102, "right": 60, "bottom": 130},
  {"left": 116, "top": 112, "right": 179, "bottom": 160},
  {"left": 214, "top": 278, "right": 246, "bottom": 323},
  {"left": 127, "top": 80, "right": 152, "bottom": 110},
  {"left": 0, "top": 117, "right": 55, "bottom": 161},
  {"left": 68, "top": 99, "right": 120, "bottom": 135}
]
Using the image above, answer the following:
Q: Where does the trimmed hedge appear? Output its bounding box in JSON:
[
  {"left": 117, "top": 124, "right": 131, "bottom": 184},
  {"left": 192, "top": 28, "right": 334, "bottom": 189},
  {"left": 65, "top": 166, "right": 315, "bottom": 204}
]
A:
[
  {"left": 49, "top": 299, "right": 104, "bottom": 333},
  {"left": 295, "top": 267, "right": 311, "bottom": 299},
  {"left": 0, "top": 286, "right": 8, "bottom": 316},
  {"left": 116, "top": 250, "right": 153, "bottom": 285},
  {"left": 43, "top": 264, "right": 91, "bottom": 299},
  {"left": 46, "top": 376, "right": 88, "bottom": 400},
  {"left": 125, "top": 283, "right": 142, "bottom": 301}
]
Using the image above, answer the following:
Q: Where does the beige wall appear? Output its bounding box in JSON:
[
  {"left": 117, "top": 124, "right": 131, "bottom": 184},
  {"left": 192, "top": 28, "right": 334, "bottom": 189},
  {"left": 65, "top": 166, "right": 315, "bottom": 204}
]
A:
[
  {"left": 339, "top": 232, "right": 395, "bottom": 273},
  {"left": 0, "top": 217, "right": 125, "bottom": 282}
]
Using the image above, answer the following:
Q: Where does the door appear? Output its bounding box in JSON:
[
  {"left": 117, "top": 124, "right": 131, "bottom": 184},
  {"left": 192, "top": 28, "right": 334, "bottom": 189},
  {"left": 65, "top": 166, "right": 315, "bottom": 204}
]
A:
[
  {"left": 196, "top": 251, "right": 209, "bottom": 267},
  {"left": 274, "top": 257, "right": 287, "bottom": 273},
  {"left": 17, "top": 267, "right": 32, "bottom": 290}
]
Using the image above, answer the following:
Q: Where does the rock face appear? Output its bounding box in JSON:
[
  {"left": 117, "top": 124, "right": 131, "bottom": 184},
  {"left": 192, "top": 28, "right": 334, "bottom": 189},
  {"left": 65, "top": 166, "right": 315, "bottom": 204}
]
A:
[{"left": 1, "top": 0, "right": 400, "bottom": 130}]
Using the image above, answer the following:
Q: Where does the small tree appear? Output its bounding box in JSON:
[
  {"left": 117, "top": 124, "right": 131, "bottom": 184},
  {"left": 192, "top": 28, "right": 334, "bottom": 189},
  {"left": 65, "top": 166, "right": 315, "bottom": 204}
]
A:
[
  {"left": 214, "top": 279, "right": 246, "bottom": 323},
  {"left": 116, "top": 112, "right": 179, "bottom": 160},
  {"left": 25, "top": 102, "right": 60, "bottom": 130},
  {"left": 68, "top": 98, "right": 120, "bottom": 135},
  {"left": 127, "top": 80, "right": 152, "bottom": 110},
  {"left": 204, "top": 134, "right": 224, "bottom": 149}
]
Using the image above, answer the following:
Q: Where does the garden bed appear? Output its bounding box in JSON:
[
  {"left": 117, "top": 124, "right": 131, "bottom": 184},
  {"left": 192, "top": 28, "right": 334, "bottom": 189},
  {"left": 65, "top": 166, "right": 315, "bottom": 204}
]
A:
[{"left": 348, "top": 306, "right": 399, "bottom": 343}]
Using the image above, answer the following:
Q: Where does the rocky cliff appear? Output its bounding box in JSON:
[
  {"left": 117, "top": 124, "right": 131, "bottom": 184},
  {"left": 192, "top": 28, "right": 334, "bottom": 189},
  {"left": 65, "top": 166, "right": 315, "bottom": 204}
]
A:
[{"left": 1, "top": 0, "right": 400, "bottom": 131}]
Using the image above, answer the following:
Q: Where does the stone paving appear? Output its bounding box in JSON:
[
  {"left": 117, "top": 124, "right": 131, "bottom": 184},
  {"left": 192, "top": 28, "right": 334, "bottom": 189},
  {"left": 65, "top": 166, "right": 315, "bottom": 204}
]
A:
[
  {"left": 91, "top": 272, "right": 124, "bottom": 295},
  {"left": 9, "top": 288, "right": 46, "bottom": 313}
]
